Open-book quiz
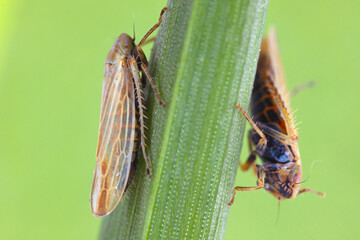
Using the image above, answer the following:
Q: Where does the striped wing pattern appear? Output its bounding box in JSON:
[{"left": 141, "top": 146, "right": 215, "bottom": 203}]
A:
[
  {"left": 90, "top": 59, "right": 136, "bottom": 217},
  {"left": 261, "top": 30, "right": 297, "bottom": 137}
]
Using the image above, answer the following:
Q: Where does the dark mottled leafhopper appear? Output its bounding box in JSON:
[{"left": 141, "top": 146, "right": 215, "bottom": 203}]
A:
[{"left": 228, "top": 29, "right": 325, "bottom": 205}]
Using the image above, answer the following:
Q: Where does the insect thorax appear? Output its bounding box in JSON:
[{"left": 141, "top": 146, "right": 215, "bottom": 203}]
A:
[{"left": 251, "top": 124, "right": 293, "bottom": 164}]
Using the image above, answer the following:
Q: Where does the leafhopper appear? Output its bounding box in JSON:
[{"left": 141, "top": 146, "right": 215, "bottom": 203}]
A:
[
  {"left": 228, "top": 29, "right": 325, "bottom": 205},
  {"left": 90, "top": 7, "right": 167, "bottom": 217}
]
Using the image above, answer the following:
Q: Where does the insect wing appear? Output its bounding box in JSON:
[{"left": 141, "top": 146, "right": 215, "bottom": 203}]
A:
[
  {"left": 90, "top": 60, "right": 136, "bottom": 217},
  {"left": 262, "top": 29, "right": 297, "bottom": 138},
  {"left": 266, "top": 28, "right": 287, "bottom": 103}
]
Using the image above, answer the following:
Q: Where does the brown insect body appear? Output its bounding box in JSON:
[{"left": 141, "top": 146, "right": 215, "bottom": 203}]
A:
[
  {"left": 228, "top": 30, "right": 324, "bottom": 205},
  {"left": 90, "top": 8, "right": 167, "bottom": 217}
]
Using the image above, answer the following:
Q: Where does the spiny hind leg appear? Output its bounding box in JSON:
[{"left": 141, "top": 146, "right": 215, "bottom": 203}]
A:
[
  {"left": 298, "top": 188, "right": 326, "bottom": 198},
  {"left": 130, "top": 58, "right": 152, "bottom": 178},
  {"left": 228, "top": 165, "right": 265, "bottom": 206},
  {"left": 236, "top": 103, "right": 267, "bottom": 150}
]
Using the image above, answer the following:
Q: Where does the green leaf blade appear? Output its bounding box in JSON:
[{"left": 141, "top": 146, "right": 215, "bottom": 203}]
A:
[{"left": 99, "top": 0, "right": 268, "bottom": 239}]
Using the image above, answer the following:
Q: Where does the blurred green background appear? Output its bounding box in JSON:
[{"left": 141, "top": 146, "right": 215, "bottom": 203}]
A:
[{"left": 0, "top": 0, "right": 358, "bottom": 239}]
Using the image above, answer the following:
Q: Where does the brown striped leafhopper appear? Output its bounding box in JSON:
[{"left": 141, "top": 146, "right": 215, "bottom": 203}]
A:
[{"left": 90, "top": 7, "right": 167, "bottom": 217}]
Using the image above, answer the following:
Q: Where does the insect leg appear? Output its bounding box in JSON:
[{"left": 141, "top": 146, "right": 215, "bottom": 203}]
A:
[
  {"left": 140, "top": 37, "right": 156, "bottom": 46},
  {"left": 236, "top": 103, "right": 267, "bottom": 150},
  {"left": 298, "top": 188, "right": 326, "bottom": 198},
  {"left": 129, "top": 58, "right": 152, "bottom": 178},
  {"left": 239, "top": 131, "right": 257, "bottom": 171},
  {"left": 137, "top": 7, "right": 168, "bottom": 48},
  {"left": 227, "top": 165, "right": 265, "bottom": 206},
  {"left": 239, "top": 151, "right": 257, "bottom": 171},
  {"left": 140, "top": 63, "right": 166, "bottom": 108}
]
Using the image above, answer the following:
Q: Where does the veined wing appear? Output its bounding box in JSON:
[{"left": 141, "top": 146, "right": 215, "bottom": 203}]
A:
[
  {"left": 266, "top": 28, "right": 288, "bottom": 106},
  {"left": 262, "top": 29, "right": 297, "bottom": 137},
  {"left": 90, "top": 59, "right": 136, "bottom": 217}
]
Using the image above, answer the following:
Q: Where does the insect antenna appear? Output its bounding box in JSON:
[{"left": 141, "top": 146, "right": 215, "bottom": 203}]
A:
[
  {"left": 133, "top": 21, "right": 136, "bottom": 41},
  {"left": 295, "top": 160, "right": 323, "bottom": 184},
  {"left": 296, "top": 175, "right": 310, "bottom": 185},
  {"left": 275, "top": 197, "right": 281, "bottom": 227}
]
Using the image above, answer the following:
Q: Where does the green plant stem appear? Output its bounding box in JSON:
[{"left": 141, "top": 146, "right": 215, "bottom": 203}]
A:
[{"left": 99, "top": 0, "right": 268, "bottom": 239}]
